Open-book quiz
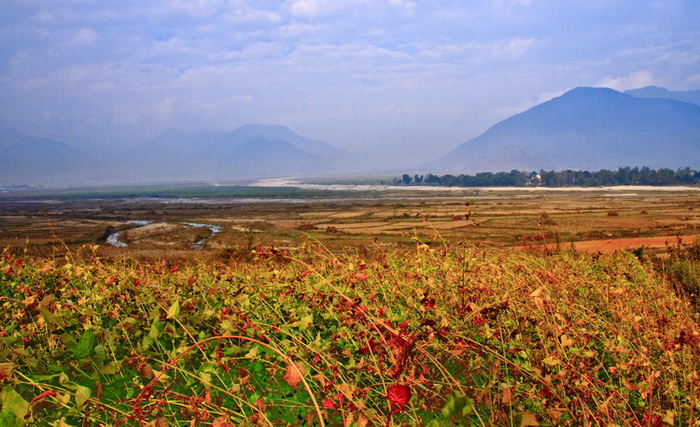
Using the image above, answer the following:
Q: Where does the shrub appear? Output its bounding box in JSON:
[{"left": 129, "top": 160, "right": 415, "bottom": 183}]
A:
[{"left": 1, "top": 244, "right": 698, "bottom": 425}]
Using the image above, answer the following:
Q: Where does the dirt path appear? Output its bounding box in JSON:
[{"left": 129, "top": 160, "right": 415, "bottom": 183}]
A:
[{"left": 569, "top": 235, "right": 697, "bottom": 253}]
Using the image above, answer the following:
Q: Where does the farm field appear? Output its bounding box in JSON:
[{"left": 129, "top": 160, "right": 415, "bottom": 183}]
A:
[
  {"left": 1, "top": 185, "right": 700, "bottom": 425},
  {"left": 1, "top": 185, "right": 699, "bottom": 259}
]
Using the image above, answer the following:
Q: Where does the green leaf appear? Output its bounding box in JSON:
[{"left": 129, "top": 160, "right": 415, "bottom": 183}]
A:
[
  {"left": 1, "top": 385, "right": 29, "bottom": 421},
  {"left": 2, "top": 336, "right": 19, "bottom": 346},
  {"left": 75, "top": 384, "right": 91, "bottom": 408},
  {"left": 148, "top": 320, "right": 162, "bottom": 340},
  {"left": 0, "top": 410, "right": 22, "bottom": 427},
  {"left": 441, "top": 391, "right": 473, "bottom": 420},
  {"left": 99, "top": 362, "right": 119, "bottom": 375},
  {"left": 41, "top": 308, "right": 66, "bottom": 329},
  {"left": 290, "top": 314, "right": 313, "bottom": 329},
  {"left": 72, "top": 329, "right": 97, "bottom": 359}
]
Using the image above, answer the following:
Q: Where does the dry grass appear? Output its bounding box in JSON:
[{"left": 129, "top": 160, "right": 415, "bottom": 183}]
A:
[{"left": 1, "top": 189, "right": 699, "bottom": 258}]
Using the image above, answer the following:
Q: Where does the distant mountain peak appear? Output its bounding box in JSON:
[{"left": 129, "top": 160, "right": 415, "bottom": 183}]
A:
[
  {"left": 552, "top": 86, "right": 634, "bottom": 103},
  {"left": 230, "top": 124, "right": 300, "bottom": 139},
  {"left": 428, "top": 86, "right": 700, "bottom": 173}
]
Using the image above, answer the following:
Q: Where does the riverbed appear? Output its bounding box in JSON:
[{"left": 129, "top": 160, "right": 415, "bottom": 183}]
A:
[{"left": 106, "top": 221, "right": 222, "bottom": 249}]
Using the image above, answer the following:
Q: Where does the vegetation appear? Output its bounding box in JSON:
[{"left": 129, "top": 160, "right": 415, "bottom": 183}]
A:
[
  {"left": 0, "top": 185, "right": 349, "bottom": 201},
  {"left": 1, "top": 238, "right": 699, "bottom": 425},
  {"left": 666, "top": 239, "right": 700, "bottom": 308},
  {"left": 398, "top": 167, "right": 700, "bottom": 187}
]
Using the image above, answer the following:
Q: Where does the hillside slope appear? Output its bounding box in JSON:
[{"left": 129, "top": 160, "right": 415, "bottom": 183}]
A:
[{"left": 430, "top": 87, "right": 700, "bottom": 172}]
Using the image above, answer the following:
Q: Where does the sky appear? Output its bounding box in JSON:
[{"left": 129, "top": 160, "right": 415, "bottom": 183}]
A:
[{"left": 1, "top": 0, "right": 699, "bottom": 166}]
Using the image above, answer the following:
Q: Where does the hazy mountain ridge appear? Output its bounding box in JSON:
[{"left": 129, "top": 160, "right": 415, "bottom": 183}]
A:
[
  {"left": 429, "top": 87, "right": 700, "bottom": 173},
  {"left": 0, "top": 128, "right": 97, "bottom": 186},
  {"left": 3, "top": 86, "right": 700, "bottom": 187},
  {"left": 625, "top": 86, "right": 700, "bottom": 106},
  {"left": 0, "top": 124, "right": 384, "bottom": 186},
  {"left": 131, "top": 124, "right": 378, "bottom": 180}
]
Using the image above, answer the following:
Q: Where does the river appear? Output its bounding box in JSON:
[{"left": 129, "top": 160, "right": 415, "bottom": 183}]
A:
[{"left": 106, "top": 221, "right": 222, "bottom": 249}]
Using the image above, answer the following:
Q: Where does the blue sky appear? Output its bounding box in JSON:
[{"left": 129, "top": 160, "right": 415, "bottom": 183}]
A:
[{"left": 1, "top": 0, "right": 699, "bottom": 165}]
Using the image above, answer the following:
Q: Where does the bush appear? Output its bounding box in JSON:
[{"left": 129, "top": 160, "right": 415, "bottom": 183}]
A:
[{"left": 667, "top": 238, "right": 700, "bottom": 307}]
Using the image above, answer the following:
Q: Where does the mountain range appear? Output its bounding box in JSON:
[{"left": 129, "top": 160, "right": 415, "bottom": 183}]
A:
[
  {"left": 112, "top": 124, "right": 361, "bottom": 182},
  {"left": 0, "top": 124, "right": 385, "bottom": 186},
  {"left": 429, "top": 86, "right": 700, "bottom": 173},
  {"left": 1, "top": 86, "right": 699, "bottom": 187},
  {"left": 0, "top": 128, "right": 96, "bottom": 186}
]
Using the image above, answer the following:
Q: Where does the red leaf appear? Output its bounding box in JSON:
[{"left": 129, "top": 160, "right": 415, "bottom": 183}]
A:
[
  {"left": 283, "top": 361, "right": 305, "bottom": 388},
  {"left": 386, "top": 384, "right": 411, "bottom": 412},
  {"left": 520, "top": 411, "right": 539, "bottom": 426},
  {"left": 355, "top": 273, "right": 370, "bottom": 281},
  {"left": 30, "top": 390, "right": 57, "bottom": 403},
  {"left": 322, "top": 398, "right": 337, "bottom": 409},
  {"left": 212, "top": 416, "right": 235, "bottom": 427}
]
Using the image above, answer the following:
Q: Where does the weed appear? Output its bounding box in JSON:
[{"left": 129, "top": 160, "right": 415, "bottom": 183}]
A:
[{"left": 1, "top": 243, "right": 699, "bottom": 425}]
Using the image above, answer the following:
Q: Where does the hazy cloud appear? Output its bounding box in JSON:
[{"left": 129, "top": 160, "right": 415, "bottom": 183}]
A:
[
  {"left": 0, "top": 0, "right": 698, "bottom": 166},
  {"left": 597, "top": 71, "right": 657, "bottom": 91}
]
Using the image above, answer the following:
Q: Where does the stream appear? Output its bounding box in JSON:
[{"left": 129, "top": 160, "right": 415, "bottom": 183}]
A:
[
  {"left": 106, "top": 220, "right": 152, "bottom": 248},
  {"left": 181, "top": 222, "right": 223, "bottom": 249}
]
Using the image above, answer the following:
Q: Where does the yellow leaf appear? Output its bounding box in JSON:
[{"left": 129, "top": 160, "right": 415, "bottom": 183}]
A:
[
  {"left": 663, "top": 410, "right": 676, "bottom": 425},
  {"left": 198, "top": 371, "right": 212, "bottom": 387},
  {"left": 75, "top": 384, "right": 91, "bottom": 408},
  {"left": 0, "top": 362, "right": 17, "bottom": 378},
  {"left": 542, "top": 356, "right": 561, "bottom": 366},
  {"left": 529, "top": 286, "right": 544, "bottom": 297},
  {"left": 1, "top": 386, "right": 29, "bottom": 420},
  {"left": 291, "top": 314, "right": 313, "bottom": 329},
  {"left": 152, "top": 369, "right": 171, "bottom": 383},
  {"left": 99, "top": 362, "right": 119, "bottom": 375},
  {"left": 166, "top": 299, "right": 180, "bottom": 319},
  {"left": 244, "top": 346, "right": 259, "bottom": 358},
  {"left": 560, "top": 334, "right": 574, "bottom": 348}
]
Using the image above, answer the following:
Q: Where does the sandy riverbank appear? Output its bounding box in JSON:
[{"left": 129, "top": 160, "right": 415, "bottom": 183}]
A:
[{"left": 252, "top": 178, "right": 700, "bottom": 193}]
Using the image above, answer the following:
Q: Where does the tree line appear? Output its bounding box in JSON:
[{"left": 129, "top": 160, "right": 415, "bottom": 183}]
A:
[{"left": 396, "top": 167, "right": 700, "bottom": 187}]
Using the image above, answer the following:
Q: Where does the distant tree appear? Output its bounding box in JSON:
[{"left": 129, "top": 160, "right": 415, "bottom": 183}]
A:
[
  {"left": 424, "top": 173, "right": 440, "bottom": 185},
  {"left": 396, "top": 168, "right": 699, "bottom": 188}
]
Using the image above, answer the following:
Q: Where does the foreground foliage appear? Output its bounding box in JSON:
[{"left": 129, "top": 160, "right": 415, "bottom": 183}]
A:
[{"left": 1, "top": 242, "right": 699, "bottom": 426}]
